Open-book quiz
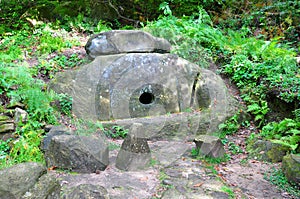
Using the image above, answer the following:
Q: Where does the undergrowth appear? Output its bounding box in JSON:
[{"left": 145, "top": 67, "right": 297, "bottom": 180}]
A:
[{"left": 145, "top": 8, "right": 300, "bottom": 156}]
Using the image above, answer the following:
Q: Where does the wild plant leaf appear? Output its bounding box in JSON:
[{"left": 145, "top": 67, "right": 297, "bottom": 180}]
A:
[{"left": 271, "top": 139, "right": 297, "bottom": 151}]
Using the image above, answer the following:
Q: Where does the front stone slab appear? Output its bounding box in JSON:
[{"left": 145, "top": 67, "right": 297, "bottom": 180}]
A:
[{"left": 116, "top": 123, "right": 151, "bottom": 171}]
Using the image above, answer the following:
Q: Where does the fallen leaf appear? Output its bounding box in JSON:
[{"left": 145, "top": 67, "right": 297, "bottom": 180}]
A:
[
  {"left": 140, "top": 176, "right": 148, "bottom": 182},
  {"left": 193, "top": 182, "right": 204, "bottom": 187}
]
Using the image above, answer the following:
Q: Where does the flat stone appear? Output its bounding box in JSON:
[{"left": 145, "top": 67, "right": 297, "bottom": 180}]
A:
[
  {"left": 85, "top": 30, "right": 171, "bottom": 58},
  {"left": 0, "top": 123, "right": 14, "bottom": 133},
  {"left": 0, "top": 162, "right": 46, "bottom": 199},
  {"left": 62, "top": 184, "right": 109, "bottom": 199}
]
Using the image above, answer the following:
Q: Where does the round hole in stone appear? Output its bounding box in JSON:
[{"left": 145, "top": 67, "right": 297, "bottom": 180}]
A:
[{"left": 139, "top": 92, "right": 155, "bottom": 105}]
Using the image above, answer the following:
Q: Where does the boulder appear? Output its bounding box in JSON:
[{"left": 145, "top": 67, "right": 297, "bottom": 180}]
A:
[
  {"left": 0, "top": 162, "right": 46, "bottom": 199},
  {"left": 42, "top": 125, "right": 72, "bottom": 152},
  {"left": 116, "top": 123, "right": 151, "bottom": 171},
  {"left": 85, "top": 30, "right": 171, "bottom": 58},
  {"left": 247, "top": 139, "right": 289, "bottom": 163},
  {"left": 282, "top": 154, "right": 300, "bottom": 186},
  {"left": 62, "top": 184, "right": 109, "bottom": 199},
  {"left": 45, "top": 134, "right": 109, "bottom": 173},
  {"left": 21, "top": 173, "right": 61, "bottom": 199},
  {"left": 194, "top": 135, "right": 225, "bottom": 158}
]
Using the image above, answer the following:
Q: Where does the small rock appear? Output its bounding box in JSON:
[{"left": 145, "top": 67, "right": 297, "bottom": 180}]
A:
[
  {"left": 194, "top": 135, "right": 225, "bottom": 158},
  {"left": 247, "top": 139, "right": 289, "bottom": 162},
  {"left": 0, "top": 114, "right": 11, "bottom": 122},
  {"left": 14, "top": 107, "right": 28, "bottom": 124}
]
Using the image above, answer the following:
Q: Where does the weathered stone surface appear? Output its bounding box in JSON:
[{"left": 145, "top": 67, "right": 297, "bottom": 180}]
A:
[
  {"left": 0, "top": 122, "right": 14, "bottom": 133},
  {"left": 194, "top": 135, "right": 225, "bottom": 158},
  {"left": 62, "top": 184, "right": 109, "bottom": 199},
  {"left": 116, "top": 123, "right": 151, "bottom": 171},
  {"left": 49, "top": 30, "right": 239, "bottom": 140},
  {"left": 85, "top": 30, "right": 171, "bottom": 58},
  {"left": 0, "top": 162, "right": 46, "bottom": 199},
  {"left": 42, "top": 125, "right": 72, "bottom": 152},
  {"left": 14, "top": 107, "right": 28, "bottom": 123},
  {"left": 0, "top": 115, "right": 14, "bottom": 134},
  {"left": 0, "top": 114, "right": 11, "bottom": 122},
  {"left": 45, "top": 134, "right": 109, "bottom": 173},
  {"left": 282, "top": 154, "right": 300, "bottom": 186},
  {"left": 247, "top": 139, "right": 289, "bottom": 162},
  {"left": 21, "top": 173, "right": 61, "bottom": 199}
]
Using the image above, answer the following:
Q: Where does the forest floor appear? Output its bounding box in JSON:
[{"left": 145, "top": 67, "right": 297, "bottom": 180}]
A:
[{"left": 29, "top": 32, "right": 296, "bottom": 199}]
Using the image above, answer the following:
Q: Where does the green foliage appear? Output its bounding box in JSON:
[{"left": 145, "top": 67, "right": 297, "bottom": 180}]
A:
[
  {"left": 261, "top": 118, "right": 300, "bottom": 152},
  {"left": 74, "top": 119, "right": 105, "bottom": 135},
  {"left": 0, "top": 139, "right": 12, "bottom": 161},
  {"left": 106, "top": 126, "right": 128, "bottom": 139},
  {"left": 57, "top": 93, "right": 73, "bottom": 115},
  {"left": 247, "top": 100, "right": 269, "bottom": 127},
  {"left": 227, "top": 142, "right": 243, "bottom": 155},
  {"left": 221, "top": 186, "right": 235, "bottom": 199},
  {"left": 9, "top": 130, "right": 45, "bottom": 164},
  {"left": 265, "top": 167, "right": 300, "bottom": 198},
  {"left": 218, "top": 114, "right": 240, "bottom": 137},
  {"left": 145, "top": 8, "right": 215, "bottom": 68},
  {"left": 190, "top": 147, "right": 230, "bottom": 163},
  {"left": 0, "top": 66, "right": 57, "bottom": 124},
  {"left": 191, "top": 147, "right": 200, "bottom": 158}
]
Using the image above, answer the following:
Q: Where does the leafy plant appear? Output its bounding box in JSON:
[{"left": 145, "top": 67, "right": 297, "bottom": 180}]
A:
[
  {"left": 191, "top": 147, "right": 200, "bottom": 158},
  {"left": 0, "top": 139, "right": 12, "bottom": 162},
  {"left": 9, "top": 130, "right": 45, "bottom": 164},
  {"left": 57, "top": 93, "right": 73, "bottom": 115},
  {"left": 261, "top": 118, "right": 300, "bottom": 152},
  {"left": 221, "top": 186, "right": 235, "bottom": 199},
  {"left": 247, "top": 100, "right": 269, "bottom": 128},
  {"left": 106, "top": 126, "right": 128, "bottom": 139},
  {"left": 265, "top": 167, "right": 300, "bottom": 198},
  {"left": 227, "top": 142, "right": 243, "bottom": 155},
  {"left": 218, "top": 114, "right": 240, "bottom": 137}
]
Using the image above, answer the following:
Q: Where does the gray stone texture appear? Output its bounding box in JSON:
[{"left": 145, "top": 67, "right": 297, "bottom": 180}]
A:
[
  {"left": 62, "top": 184, "right": 109, "bottom": 199},
  {"left": 116, "top": 123, "right": 151, "bottom": 171},
  {"left": 42, "top": 125, "right": 72, "bottom": 152},
  {"left": 21, "top": 173, "right": 61, "bottom": 199},
  {"left": 45, "top": 134, "right": 109, "bottom": 173},
  {"left": 0, "top": 162, "right": 46, "bottom": 199},
  {"left": 194, "top": 135, "right": 225, "bottom": 158},
  {"left": 85, "top": 30, "right": 171, "bottom": 58}
]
